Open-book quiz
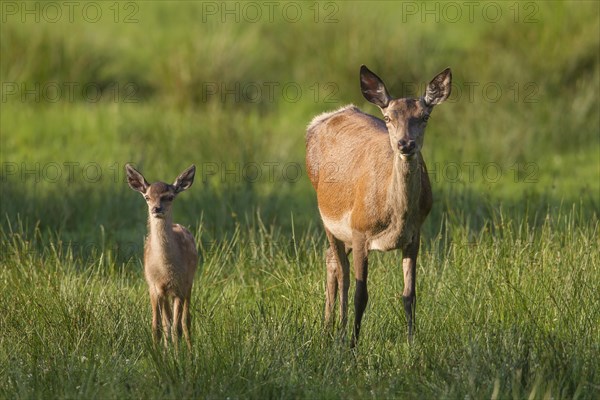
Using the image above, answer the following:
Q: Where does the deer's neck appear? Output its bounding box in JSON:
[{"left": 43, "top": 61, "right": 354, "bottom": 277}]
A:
[
  {"left": 147, "top": 214, "right": 175, "bottom": 257},
  {"left": 389, "top": 154, "right": 422, "bottom": 216}
]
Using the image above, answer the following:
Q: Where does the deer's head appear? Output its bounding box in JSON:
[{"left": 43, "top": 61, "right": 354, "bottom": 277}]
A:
[{"left": 360, "top": 65, "right": 452, "bottom": 160}]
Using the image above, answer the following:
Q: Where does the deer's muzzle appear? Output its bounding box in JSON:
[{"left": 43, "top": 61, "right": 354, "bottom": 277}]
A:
[{"left": 398, "top": 138, "right": 416, "bottom": 156}]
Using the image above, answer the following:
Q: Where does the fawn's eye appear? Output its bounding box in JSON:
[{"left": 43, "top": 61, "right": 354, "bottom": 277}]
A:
[{"left": 383, "top": 116, "right": 391, "bottom": 122}]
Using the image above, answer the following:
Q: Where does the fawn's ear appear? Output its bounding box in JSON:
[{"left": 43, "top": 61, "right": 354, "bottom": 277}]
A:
[
  {"left": 423, "top": 67, "right": 452, "bottom": 106},
  {"left": 125, "top": 164, "right": 149, "bottom": 194},
  {"left": 173, "top": 165, "right": 195, "bottom": 193},
  {"left": 360, "top": 65, "right": 392, "bottom": 109}
]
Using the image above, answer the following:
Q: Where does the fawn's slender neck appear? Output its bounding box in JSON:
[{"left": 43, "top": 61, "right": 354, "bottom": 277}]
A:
[{"left": 147, "top": 213, "right": 175, "bottom": 256}]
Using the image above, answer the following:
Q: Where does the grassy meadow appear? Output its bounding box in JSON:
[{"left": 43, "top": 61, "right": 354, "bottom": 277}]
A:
[{"left": 1, "top": 1, "right": 599, "bottom": 398}]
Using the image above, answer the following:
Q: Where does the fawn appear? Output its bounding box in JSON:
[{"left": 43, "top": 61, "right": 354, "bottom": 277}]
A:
[
  {"left": 306, "top": 65, "right": 451, "bottom": 345},
  {"left": 126, "top": 164, "right": 198, "bottom": 350}
]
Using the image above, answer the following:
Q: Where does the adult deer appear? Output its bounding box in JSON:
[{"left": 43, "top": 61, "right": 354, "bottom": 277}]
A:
[
  {"left": 305, "top": 65, "right": 451, "bottom": 345},
  {"left": 126, "top": 164, "right": 198, "bottom": 351}
]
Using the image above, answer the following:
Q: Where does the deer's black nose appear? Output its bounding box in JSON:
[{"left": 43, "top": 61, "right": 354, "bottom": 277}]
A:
[{"left": 398, "top": 139, "right": 416, "bottom": 154}]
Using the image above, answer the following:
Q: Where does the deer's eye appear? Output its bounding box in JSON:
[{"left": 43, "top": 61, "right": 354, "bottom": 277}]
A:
[
  {"left": 163, "top": 195, "right": 174, "bottom": 202},
  {"left": 144, "top": 195, "right": 150, "bottom": 201},
  {"left": 423, "top": 115, "right": 430, "bottom": 122},
  {"left": 383, "top": 116, "right": 391, "bottom": 123}
]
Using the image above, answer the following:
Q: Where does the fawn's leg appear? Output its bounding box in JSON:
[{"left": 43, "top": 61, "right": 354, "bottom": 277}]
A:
[
  {"left": 159, "top": 296, "right": 172, "bottom": 349},
  {"left": 182, "top": 295, "right": 192, "bottom": 351},
  {"left": 150, "top": 289, "right": 161, "bottom": 346},
  {"left": 172, "top": 297, "right": 183, "bottom": 352}
]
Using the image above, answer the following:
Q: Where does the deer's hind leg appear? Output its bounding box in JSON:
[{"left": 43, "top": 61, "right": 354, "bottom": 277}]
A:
[{"left": 324, "top": 229, "right": 351, "bottom": 332}]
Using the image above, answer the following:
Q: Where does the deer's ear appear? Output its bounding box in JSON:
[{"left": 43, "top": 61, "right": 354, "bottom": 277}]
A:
[
  {"left": 125, "top": 164, "right": 149, "bottom": 194},
  {"left": 173, "top": 165, "right": 195, "bottom": 193},
  {"left": 423, "top": 68, "right": 452, "bottom": 106},
  {"left": 360, "top": 65, "right": 392, "bottom": 109}
]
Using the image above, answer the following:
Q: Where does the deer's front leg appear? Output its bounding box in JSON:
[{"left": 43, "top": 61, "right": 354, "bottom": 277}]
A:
[
  {"left": 402, "top": 234, "right": 420, "bottom": 343},
  {"left": 351, "top": 232, "right": 368, "bottom": 347}
]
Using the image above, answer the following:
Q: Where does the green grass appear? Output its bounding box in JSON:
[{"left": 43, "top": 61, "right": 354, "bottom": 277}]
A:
[
  {"left": 1, "top": 1, "right": 599, "bottom": 398},
  {"left": 1, "top": 208, "right": 598, "bottom": 399}
]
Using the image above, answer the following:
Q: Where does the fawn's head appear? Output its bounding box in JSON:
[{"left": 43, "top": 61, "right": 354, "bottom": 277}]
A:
[
  {"left": 126, "top": 164, "right": 196, "bottom": 219},
  {"left": 360, "top": 65, "right": 452, "bottom": 160}
]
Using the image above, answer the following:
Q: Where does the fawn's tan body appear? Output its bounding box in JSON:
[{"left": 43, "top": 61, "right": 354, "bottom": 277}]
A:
[
  {"left": 126, "top": 165, "right": 198, "bottom": 350},
  {"left": 306, "top": 66, "right": 451, "bottom": 345}
]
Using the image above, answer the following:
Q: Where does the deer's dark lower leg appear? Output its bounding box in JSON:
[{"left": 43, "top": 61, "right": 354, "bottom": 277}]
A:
[
  {"left": 403, "top": 294, "right": 415, "bottom": 341},
  {"left": 352, "top": 280, "right": 368, "bottom": 347},
  {"left": 351, "top": 234, "right": 369, "bottom": 347}
]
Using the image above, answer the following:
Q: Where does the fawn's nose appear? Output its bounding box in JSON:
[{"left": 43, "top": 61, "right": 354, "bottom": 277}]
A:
[
  {"left": 152, "top": 206, "right": 163, "bottom": 214},
  {"left": 398, "top": 138, "right": 416, "bottom": 154}
]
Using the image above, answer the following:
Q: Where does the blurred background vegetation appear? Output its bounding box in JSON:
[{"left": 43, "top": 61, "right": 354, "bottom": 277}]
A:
[{"left": 1, "top": 1, "right": 598, "bottom": 252}]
